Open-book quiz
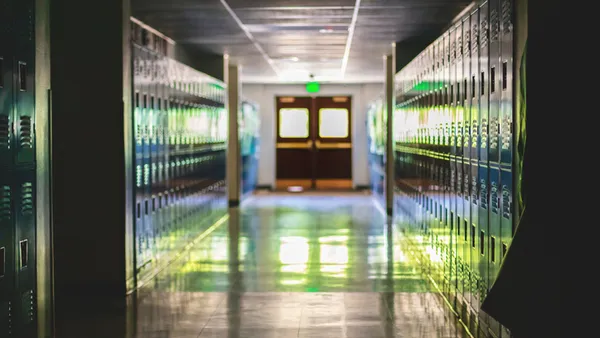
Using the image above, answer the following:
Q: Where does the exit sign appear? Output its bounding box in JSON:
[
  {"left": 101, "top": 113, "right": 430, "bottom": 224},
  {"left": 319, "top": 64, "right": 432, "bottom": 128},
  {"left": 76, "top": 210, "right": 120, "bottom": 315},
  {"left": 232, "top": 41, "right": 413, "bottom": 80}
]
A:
[{"left": 306, "top": 81, "right": 320, "bottom": 93}]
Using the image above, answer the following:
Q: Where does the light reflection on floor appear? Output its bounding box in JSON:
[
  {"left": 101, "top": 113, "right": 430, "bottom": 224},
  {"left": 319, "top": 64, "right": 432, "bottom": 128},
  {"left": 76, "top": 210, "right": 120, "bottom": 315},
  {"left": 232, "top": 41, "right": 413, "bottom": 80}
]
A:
[{"left": 130, "top": 192, "right": 468, "bottom": 338}]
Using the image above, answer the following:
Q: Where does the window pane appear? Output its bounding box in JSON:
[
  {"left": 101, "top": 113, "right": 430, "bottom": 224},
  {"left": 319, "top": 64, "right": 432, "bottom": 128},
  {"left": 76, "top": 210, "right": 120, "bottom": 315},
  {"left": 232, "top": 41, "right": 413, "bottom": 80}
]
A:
[
  {"left": 279, "top": 108, "right": 309, "bottom": 138},
  {"left": 319, "top": 108, "right": 349, "bottom": 138}
]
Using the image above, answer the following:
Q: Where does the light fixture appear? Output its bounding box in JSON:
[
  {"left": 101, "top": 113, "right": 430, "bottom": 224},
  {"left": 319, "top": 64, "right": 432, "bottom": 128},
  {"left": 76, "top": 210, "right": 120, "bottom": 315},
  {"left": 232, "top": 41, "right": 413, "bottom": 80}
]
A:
[{"left": 319, "top": 28, "right": 334, "bottom": 33}]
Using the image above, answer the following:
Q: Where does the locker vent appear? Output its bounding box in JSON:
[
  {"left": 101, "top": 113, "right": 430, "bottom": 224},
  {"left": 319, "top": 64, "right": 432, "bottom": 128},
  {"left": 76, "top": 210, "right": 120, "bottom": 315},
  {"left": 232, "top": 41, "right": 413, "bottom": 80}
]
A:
[
  {"left": 490, "top": 8, "right": 500, "bottom": 42},
  {"left": 0, "top": 301, "right": 11, "bottom": 335},
  {"left": 0, "top": 115, "right": 9, "bottom": 148},
  {"left": 0, "top": 186, "right": 11, "bottom": 221},
  {"left": 21, "top": 182, "right": 33, "bottom": 215},
  {"left": 501, "top": 0, "right": 512, "bottom": 33},
  {"left": 19, "top": 116, "right": 32, "bottom": 148},
  {"left": 21, "top": 290, "right": 34, "bottom": 324}
]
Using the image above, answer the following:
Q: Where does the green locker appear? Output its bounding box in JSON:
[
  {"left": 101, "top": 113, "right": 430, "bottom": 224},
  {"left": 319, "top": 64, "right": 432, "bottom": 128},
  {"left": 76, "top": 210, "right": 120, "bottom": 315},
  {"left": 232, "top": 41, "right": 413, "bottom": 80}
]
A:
[
  {"left": 461, "top": 14, "right": 472, "bottom": 319},
  {"left": 475, "top": 4, "right": 490, "bottom": 328},
  {"left": 464, "top": 9, "right": 481, "bottom": 329},
  {"left": 487, "top": 5, "right": 503, "bottom": 331},
  {"left": 0, "top": 171, "right": 15, "bottom": 336}
]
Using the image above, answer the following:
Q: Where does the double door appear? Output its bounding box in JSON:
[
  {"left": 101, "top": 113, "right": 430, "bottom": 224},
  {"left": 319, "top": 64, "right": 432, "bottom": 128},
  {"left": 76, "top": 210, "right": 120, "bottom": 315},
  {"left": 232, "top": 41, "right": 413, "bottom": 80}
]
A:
[{"left": 276, "top": 96, "right": 352, "bottom": 190}]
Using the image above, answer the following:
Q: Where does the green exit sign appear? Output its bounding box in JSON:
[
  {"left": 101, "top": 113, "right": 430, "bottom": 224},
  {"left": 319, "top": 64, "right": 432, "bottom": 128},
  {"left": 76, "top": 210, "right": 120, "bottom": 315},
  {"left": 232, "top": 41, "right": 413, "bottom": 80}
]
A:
[{"left": 306, "top": 81, "right": 320, "bottom": 93}]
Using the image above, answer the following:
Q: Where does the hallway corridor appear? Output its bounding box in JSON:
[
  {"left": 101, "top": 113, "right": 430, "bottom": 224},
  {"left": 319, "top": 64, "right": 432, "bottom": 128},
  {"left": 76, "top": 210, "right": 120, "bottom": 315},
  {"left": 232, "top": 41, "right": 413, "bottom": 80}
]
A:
[{"left": 131, "top": 192, "right": 468, "bottom": 338}]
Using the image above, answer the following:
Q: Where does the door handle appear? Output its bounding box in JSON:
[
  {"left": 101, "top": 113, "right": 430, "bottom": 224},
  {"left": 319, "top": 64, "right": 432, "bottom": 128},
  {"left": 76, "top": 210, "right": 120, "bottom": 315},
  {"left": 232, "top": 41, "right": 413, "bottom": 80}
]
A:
[
  {"left": 276, "top": 140, "right": 313, "bottom": 149},
  {"left": 315, "top": 140, "right": 352, "bottom": 149}
]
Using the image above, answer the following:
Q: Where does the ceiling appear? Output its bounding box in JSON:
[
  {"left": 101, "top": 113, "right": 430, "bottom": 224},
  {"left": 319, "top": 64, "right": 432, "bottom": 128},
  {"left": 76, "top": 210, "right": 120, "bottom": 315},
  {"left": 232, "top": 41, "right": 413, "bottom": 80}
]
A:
[{"left": 132, "top": 0, "right": 472, "bottom": 84}]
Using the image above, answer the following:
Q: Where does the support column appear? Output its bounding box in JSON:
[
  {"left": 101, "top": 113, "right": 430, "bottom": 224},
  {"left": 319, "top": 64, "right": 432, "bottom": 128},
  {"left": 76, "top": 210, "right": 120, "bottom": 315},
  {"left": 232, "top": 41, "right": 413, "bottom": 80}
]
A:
[
  {"left": 226, "top": 60, "right": 241, "bottom": 206},
  {"left": 34, "top": 0, "right": 52, "bottom": 336},
  {"left": 49, "top": 0, "right": 130, "bottom": 336},
  {"left": 384, "top": 52, "right": 395, "bottom": 216}
]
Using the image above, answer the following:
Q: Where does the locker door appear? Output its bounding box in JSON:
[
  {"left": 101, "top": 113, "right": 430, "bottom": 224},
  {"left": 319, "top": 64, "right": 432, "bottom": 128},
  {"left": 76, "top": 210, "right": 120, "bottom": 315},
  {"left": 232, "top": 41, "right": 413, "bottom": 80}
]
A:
[
  {"left": 446, "top": 27, "right": 456, "bottom": 304},
  {"left": 134, "top": 90, "right": 144, "bottom": 270},
  {"left": 0, "top": 21, "right": 14, "bottom": 169},
  {"left": 476, "top": 1, "right": 490, "bottom": 332},
  {"left": 488, "top": 0, "right": 502, "bottom": 302},
  {"left": 13, "top": 170, "right": 35, "bottom": 334},
  {"left": 499, "top": 0, "right": 514, "bottom": 278},
  {"left": 468, "top": 7, "right": 480, "bottom": 327},
  {"left": 0, "top": 173, "right": 15, "bottom": 336},
  {"left": 460, "top": 14, "right": 471, "bottom": 316},
  {"left": 13, "top": 0, "right": 35, "bottom": 166}
]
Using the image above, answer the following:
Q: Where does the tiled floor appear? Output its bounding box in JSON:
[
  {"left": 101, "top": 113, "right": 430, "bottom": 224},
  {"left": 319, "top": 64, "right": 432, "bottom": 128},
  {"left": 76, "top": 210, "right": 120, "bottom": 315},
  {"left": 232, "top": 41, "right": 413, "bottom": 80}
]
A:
[{"left": 131, "top": 192, "right": 468, "bottom": 338}]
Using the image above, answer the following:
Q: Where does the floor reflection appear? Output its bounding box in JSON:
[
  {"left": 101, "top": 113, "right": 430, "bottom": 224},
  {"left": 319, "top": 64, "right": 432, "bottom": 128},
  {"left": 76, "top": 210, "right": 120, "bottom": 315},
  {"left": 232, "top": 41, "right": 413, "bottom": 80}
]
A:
[{"left": 129, "top": 192, "right": 468, "bottom": 338}]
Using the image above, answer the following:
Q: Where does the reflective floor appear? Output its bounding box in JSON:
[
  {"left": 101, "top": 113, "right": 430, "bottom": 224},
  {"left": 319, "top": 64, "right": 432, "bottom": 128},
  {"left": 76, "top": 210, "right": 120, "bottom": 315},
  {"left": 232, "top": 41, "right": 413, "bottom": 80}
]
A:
[{"left": 129, "top": 192, "right": 468, "bottom": 338}]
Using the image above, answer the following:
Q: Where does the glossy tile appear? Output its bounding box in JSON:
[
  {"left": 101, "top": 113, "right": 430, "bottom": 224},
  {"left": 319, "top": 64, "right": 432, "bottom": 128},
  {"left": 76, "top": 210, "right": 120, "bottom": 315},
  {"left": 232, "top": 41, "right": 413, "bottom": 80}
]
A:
[{"left": 127, "top": 192, "right": 467, "bottom": 338}]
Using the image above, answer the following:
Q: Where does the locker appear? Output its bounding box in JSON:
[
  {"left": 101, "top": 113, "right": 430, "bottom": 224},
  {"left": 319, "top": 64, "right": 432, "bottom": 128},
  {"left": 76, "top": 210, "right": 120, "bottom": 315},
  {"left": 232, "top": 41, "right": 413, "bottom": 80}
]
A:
[
  {"left": 13, "top": 169, "right": 36, "bottom": 335},
  {"left": 499, "top": 0, "right": 514, "bottom": 273},
  {"left": 475, "top": 3, "right": 490, "bottom": 322},
  {"left": 131, "top": 22, "right": 229, "bottom": 283},
  {"left": 468, "top": 8, "right": 480, "bottom": 321},
  {"left": 13, "top": 0, "right": 35, "bottom": 166},
  {"left": 487, "top": 5, "right": 502, "bottom": 331},
  {"left": 460, "top": 14, "right": 471, "bottom": 315},
  {"left": 0, "top": 46, "right": 13, "bottom": 169},
  {"left": 0, "top": 170, "right": 15, "bottom": 336}
]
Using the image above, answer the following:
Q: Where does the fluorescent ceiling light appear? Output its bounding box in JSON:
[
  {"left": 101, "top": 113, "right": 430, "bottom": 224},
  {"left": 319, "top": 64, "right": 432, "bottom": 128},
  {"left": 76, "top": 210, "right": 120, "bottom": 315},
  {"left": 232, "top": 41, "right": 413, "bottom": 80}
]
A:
[{"left": 340, "top": 0, "right": 361, "bottom": 78}]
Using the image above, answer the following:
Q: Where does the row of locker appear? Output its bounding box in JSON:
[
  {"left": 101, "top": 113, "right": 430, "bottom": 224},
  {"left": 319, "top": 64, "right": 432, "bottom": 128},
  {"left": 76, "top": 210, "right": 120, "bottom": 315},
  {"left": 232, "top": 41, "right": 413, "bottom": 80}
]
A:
[
  {"left": 133, "top": 39, "right": 225, "bottom": 104},
  {"left": 0, "top": 0, "right": 38, "bottom": 336},
  {"left": 240, "top": 100, "right": 260, "bottom": 198},
  {"left": 366, "top": 97, "right": 386, "bottom": 204},
  {"left": 132, "top": 22, "right": 229, "bottom": 281},
  {"left": 393, "top": 0, "right": 514, "bottom": 337}
]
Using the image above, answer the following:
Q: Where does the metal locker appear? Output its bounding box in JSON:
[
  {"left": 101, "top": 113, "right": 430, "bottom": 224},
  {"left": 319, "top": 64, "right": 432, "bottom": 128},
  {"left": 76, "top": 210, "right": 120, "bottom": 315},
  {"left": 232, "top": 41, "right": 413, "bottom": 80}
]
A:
[
  {"left": 468, "top": 7, "right": 480, "bottom": 322},
  {"left": 445, "top": 27, "right": 455, "bottom": 302},
  {"left": 453, "top": 20, "right": 464, "bottom": 308},
  {"left": 13, "top": 169, "right": 35, "bottom": 335},
  {"left": 460, "top": 14, "right": 472, "bottom": 315},
  {"left": 13, "top": 0, "right": 35, "bottom": 166},
  {"left": 0, "top": 5, "right": 13, "bottom": 169},
  {"left": 487, "top": 4, "right": 503, "bottom": 329},
  {"left": 475, "top": 1, "right": 490, "bottom": 331},
  {"left": 499, "top": 0, "right": 514, "bottom": 280},
  {"left": 0, "top": 170, "right": 15, "bottom": 336}
]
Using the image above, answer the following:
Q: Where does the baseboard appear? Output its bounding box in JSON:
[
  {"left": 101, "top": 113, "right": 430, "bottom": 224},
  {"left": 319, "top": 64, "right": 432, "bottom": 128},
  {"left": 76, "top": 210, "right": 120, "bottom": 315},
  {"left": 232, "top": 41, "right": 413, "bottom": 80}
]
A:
[
  {"left": 355, "top": 185, "right": 370, "bottom": 190},
  {"left": 255, "top": 184, "right": 273, "bottom": 190}
]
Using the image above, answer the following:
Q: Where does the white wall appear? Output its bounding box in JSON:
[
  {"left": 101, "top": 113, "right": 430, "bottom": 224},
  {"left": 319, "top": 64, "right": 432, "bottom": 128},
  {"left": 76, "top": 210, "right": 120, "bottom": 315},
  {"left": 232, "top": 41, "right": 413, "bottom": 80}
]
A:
[{"left": 243, "top": 83, "right": 383, "bottom": 188}]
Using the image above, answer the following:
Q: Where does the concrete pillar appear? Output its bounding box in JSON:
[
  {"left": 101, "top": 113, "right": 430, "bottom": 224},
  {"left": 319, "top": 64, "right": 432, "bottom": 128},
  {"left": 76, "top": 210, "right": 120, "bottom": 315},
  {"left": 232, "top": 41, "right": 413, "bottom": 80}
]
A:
[
  {"left": 49, "top": 0, "right": 130, "bottom": 336},
  {"left": 384, "top": 52, "right": 395, "bottom": 216},
  {"left": 226, "top": 60, "right": 241, "bottom": 206}
]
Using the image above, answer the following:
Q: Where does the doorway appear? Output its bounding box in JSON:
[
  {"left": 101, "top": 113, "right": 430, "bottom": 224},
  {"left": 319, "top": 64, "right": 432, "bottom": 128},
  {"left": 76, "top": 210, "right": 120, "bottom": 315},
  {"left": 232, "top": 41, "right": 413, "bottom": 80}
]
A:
[{"left": 276, "top": 96, "right": 352, "bottom": 190}]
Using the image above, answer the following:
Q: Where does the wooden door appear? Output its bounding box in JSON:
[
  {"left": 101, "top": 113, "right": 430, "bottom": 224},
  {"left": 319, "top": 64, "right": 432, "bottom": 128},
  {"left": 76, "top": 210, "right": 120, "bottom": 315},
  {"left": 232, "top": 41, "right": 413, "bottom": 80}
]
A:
[
  {"left": 314, "top": 96, "right": 352, "bottom": 189},
  {"left": 275, "top": 96, "right": 352, "bottom": 190},
  {"left": 276, "top": 96, "right": 313, "bottom": 189}
]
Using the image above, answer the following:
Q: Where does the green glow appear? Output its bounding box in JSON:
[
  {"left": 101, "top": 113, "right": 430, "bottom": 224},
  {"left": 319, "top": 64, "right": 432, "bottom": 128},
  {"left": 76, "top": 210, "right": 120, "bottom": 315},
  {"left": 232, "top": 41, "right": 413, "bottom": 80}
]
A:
[{"left": 306, "top": 81, "right": 320, "bottom": 93}]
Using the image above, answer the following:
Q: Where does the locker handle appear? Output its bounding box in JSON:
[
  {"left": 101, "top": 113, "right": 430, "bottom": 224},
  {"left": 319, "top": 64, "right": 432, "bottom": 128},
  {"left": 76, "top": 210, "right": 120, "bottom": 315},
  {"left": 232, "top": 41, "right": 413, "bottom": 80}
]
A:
[
  {"left": 0, "top": 57, "right": 4, "bottom": 88},
  {"left": 0, "top": 247, "right": 4, "bottom": 277},
  {"left": 19, "top": 62, "right": 27, "bottom": 91},
  {"left": 20, "top": 240, "right": 28, "bottom": 269}
]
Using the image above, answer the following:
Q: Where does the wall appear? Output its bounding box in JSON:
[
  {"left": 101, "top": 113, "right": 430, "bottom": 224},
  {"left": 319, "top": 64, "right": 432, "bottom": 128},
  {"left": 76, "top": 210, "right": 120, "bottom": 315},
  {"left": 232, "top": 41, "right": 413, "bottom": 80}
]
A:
[{"left": 242, "top": 83, "right": 383, "bottom": 189}]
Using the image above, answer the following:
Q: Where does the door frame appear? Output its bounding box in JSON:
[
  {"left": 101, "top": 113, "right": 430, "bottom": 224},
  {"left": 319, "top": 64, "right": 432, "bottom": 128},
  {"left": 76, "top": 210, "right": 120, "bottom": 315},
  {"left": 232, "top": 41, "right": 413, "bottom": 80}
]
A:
[{"left": 274, "top": 95, "right": 353, "bottom": 190}]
